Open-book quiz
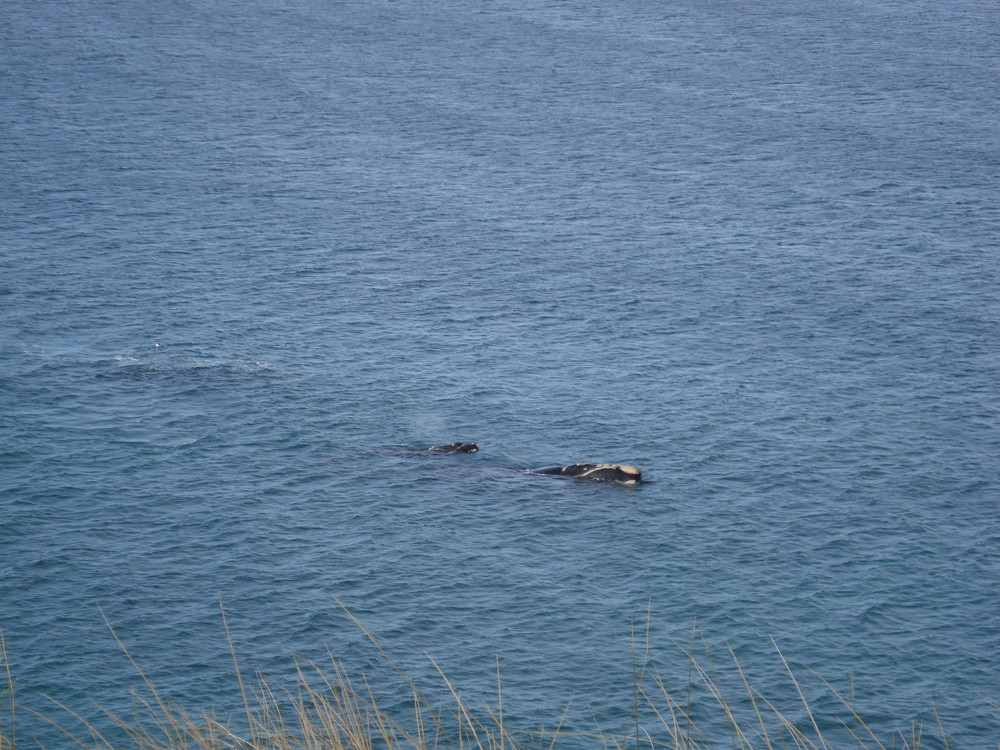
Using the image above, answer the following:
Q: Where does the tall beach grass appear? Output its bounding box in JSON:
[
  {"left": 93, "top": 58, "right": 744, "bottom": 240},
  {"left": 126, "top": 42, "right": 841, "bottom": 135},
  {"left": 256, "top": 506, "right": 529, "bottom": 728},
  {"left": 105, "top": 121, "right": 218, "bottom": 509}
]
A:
[{"left": 0, "top": 604, "right": 984, "bottom": 750}]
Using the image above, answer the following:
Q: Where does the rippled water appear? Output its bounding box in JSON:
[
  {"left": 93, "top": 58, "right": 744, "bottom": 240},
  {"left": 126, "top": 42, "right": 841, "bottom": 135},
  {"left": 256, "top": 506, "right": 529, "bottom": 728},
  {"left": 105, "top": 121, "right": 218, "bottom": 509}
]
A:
[{"left": 1, "top": 0, "right": 998, "bottom": 747}]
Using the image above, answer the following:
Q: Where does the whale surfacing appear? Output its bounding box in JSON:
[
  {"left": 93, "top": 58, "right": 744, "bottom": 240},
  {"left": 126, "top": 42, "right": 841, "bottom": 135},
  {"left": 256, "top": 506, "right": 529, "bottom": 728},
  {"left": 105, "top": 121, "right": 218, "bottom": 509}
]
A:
[
  {"left": 426, "top": 442, "right": 478, "bottom": 453},
  {"left": 534, "top": 463, "right": 641, "bottom": 484}
]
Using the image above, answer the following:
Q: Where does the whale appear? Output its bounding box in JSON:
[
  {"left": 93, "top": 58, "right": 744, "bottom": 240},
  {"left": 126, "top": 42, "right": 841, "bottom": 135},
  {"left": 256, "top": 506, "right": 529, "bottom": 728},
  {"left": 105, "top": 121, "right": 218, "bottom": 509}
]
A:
[
  {"left": 532, "top": 463, "right": 642, "bottom": 484},
  {"left": 422, "top": 442, "right": 479, "bottom": 453}
]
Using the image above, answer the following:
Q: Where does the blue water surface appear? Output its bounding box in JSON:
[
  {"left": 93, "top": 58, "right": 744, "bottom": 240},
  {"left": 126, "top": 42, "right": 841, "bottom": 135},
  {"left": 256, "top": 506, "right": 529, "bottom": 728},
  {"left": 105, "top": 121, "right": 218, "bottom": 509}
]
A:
[{"left": 1, "top": 1, "right": 998, "bottom": 747}]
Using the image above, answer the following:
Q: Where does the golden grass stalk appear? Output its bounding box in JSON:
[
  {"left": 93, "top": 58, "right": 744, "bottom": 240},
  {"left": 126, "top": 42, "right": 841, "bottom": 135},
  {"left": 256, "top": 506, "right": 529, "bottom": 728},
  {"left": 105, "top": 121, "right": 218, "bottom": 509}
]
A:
[
  {"left": 1, "top": 632, "right": 14, "bottom": 750},
  {"left": 0, "top": 605, "right": 983, "bottom": 750}
]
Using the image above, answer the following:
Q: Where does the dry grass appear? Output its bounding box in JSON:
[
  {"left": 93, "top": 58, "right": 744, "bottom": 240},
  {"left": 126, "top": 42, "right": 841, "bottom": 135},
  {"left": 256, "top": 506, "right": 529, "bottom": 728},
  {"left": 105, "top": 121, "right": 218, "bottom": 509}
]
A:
[{"left": 0, "top": 604, "right": 971, "bottom": 750}]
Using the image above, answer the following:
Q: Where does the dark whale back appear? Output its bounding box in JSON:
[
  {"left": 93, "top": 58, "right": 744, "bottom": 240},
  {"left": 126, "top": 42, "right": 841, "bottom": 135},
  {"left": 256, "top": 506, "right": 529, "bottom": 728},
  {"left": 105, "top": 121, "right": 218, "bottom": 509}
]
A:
[
  {"left": 534, "top": 463, "right": 641, "bottom": 483},
  {"left": 403, "top": 445, "right": 640, "bottom": 482},
  {"left": 427, "top": 442, "right": 478, "bottom": 453}
]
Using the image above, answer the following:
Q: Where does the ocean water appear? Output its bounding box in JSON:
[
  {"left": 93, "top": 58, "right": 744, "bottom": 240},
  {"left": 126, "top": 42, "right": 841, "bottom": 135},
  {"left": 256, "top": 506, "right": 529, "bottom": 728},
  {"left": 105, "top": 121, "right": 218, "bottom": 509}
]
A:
[{"left": 1, "top": 0, "right": 998, "bottom": 747}]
